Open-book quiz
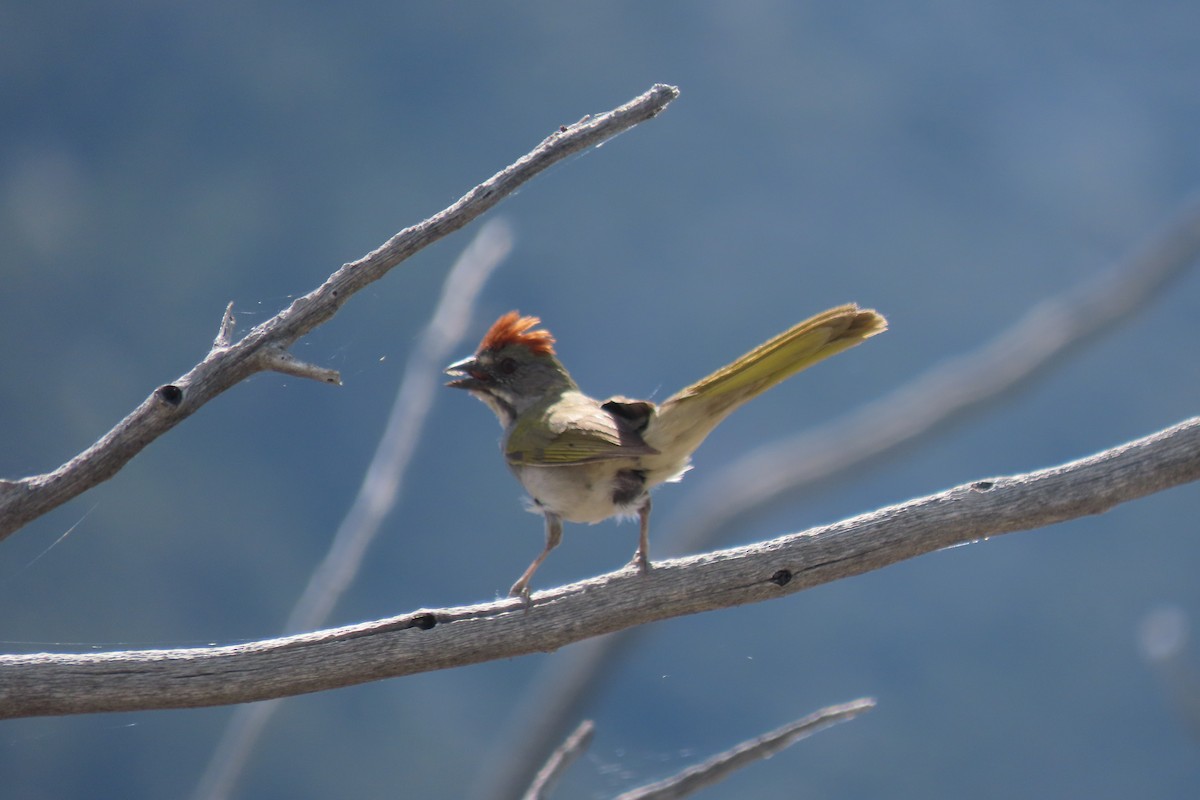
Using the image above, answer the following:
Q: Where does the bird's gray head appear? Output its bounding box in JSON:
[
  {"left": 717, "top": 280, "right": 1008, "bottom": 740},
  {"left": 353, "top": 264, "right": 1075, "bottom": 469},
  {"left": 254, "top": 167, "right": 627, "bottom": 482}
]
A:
[{"left": 445, "top": 311, "right": 576, "bottom": 426}]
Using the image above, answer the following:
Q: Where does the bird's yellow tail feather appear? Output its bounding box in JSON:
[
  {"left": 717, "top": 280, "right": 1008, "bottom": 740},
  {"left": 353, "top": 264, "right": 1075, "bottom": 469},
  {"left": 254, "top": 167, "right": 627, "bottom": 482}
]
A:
[{"left": 643, "top": 304, "right": 886, "bottom": 461}]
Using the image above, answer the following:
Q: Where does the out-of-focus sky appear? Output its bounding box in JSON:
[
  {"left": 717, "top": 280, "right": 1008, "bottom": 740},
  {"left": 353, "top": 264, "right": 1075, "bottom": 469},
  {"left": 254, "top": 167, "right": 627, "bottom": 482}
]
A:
[{"left": 2, "top": 3, "right": 1198, "bottom": 798}]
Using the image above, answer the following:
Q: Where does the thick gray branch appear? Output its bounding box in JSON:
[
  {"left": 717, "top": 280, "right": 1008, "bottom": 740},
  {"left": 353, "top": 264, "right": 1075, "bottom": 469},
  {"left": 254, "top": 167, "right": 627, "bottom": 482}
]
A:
[
  {"left": 0, "top": 83, "right": 681, "bottom": 542},
  {"left": 1, "top": 416, "right": 1195, "bottom": 720}
]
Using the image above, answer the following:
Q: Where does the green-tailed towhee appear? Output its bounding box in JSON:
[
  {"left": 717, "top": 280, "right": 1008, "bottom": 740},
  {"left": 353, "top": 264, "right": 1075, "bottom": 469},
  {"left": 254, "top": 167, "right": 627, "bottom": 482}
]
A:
[{"left": 446, "top": 304, "right": 886, "bottom": 599}]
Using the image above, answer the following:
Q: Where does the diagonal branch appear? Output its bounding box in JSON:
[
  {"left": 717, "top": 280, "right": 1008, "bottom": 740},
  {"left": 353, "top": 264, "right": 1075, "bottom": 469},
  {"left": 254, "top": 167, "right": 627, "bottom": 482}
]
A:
[
  {"left": 0, "top": 83, "right": 681, "bottom": 543},
  {"left": 1, "top": 416, "right": 1196, "bottom": 720},
  {"left": 613, "top": 698, "right": 875, "bottom": 800}
]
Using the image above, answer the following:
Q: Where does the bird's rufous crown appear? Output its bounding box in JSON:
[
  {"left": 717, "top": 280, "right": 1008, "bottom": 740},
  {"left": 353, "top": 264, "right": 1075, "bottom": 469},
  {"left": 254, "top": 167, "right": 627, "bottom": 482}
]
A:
[{"left": 479, "top": 311, "right": 556, "bottom": 356}]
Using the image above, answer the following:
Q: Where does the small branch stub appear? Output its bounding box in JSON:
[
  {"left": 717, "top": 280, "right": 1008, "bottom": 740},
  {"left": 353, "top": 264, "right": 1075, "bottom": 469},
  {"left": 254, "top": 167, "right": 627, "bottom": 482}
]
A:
[{"left": 260, "top": 348, "right": 342, "bottom": 385}]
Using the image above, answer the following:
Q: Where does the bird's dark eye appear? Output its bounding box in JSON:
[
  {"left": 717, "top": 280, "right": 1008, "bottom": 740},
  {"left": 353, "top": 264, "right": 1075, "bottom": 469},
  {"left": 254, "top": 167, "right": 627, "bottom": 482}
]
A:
[{"left": 498, "top": 357, "right": 518, "bottom": 375}]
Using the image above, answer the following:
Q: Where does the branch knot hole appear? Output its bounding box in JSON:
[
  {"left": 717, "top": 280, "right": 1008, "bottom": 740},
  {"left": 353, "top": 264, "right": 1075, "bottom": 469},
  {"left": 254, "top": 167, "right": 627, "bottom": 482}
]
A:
[{"left": 156, "top": 384, "right": 183, "bottom": 407}]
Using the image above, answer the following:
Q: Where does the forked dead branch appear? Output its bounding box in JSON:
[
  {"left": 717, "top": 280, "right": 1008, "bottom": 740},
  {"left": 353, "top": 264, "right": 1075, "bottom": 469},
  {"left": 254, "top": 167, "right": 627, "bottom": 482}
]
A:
[{"left": 0, "top": 84, "right": 682, "bottom": 543}]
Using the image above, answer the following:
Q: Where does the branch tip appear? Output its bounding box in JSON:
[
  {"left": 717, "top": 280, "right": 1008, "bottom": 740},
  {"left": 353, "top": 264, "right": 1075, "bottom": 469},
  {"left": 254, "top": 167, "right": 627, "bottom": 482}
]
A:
[{"left": 213, "top": 302, "right": 237, "bottom": 350}]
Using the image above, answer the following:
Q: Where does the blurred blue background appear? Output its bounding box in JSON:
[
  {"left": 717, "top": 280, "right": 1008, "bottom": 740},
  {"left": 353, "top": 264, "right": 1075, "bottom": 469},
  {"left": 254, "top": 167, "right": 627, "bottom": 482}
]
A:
[{"left": 2, "top": 2, "right": 1198, "bottom": 798}]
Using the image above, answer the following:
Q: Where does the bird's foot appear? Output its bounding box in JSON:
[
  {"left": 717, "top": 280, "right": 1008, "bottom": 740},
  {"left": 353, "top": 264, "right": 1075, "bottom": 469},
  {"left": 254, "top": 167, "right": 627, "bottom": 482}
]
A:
[{"left": 627, "top": 550, "right": 652, "bottom": 575}]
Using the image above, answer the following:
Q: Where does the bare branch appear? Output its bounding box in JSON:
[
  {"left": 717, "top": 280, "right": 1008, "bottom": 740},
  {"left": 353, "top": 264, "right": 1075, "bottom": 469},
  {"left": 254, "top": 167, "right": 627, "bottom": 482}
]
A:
[
  {"left": 1, "top": 416, "right": 1195, "bottom": 720},
  {"left": 521, "top": 719, "right": 595, "bottom": 800},
  {"left": 614, "top": 698, "right": 875, "bottom": 800},
  {"left": 0, "top": 83, "right": 681, "bottom": 543},
  {"left": 190, "top": 218, "right": 513, "bottom": 800}
]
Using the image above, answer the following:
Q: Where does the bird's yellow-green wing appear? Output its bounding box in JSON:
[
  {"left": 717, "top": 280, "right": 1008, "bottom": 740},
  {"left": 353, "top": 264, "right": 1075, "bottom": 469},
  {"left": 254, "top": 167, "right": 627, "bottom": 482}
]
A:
[{"left": 505, "top": 393, "right": 658, "bottom": 466}]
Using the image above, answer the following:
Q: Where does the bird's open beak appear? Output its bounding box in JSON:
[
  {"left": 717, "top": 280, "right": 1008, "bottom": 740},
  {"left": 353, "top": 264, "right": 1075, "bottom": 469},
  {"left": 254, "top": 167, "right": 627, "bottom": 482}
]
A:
[{"left": 444, "top": 356, "right": 482, "bottom": 390}]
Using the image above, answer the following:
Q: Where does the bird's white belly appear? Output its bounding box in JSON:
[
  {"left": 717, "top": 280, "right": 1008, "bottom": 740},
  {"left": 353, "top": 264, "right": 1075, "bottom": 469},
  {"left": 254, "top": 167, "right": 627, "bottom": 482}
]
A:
[{"left": 514, "top": 462, "right": 633, "bottom": 524}]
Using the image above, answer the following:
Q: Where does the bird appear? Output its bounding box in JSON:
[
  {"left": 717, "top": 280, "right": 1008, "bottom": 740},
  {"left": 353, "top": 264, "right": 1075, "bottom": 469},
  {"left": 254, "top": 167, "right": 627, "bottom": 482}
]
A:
[{"left": 445, "top": 304, "right": 886, "bottom": 599}]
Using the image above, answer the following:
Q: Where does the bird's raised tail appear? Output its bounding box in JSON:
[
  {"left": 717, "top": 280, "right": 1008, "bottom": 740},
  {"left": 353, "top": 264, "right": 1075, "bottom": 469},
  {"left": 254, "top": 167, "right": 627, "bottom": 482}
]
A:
[{"left": 642, "top": 304, "right": 886, "bottom": 466}]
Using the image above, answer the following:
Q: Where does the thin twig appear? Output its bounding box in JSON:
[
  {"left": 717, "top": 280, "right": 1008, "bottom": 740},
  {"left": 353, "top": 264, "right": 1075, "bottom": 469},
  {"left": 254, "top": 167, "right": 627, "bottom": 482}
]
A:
[
  {"left": 521, "top": 719, "right": 596, "bottom": 800},
  {"left": 614, "top": 699, "right": 875, "bottom": 800},
  {"left": 258, "top": 348, "right": 343, "bottom": 384},
  {"left": 189, "top": 219, "right": 513, "bottom": 800},
  {"left": 476, "top": 195, "right": 1200, "bottom": 800},
  {"left": 0, "top": 83, "right": 681, "bottom": 543},
  {"left": 471, "top": 636, "right": 636, "bottom": 800},
  {"left": 212, "top": 303, "right": 237, "bottom": 349},
  {"left": 1, "top": 416, "right": 1196, "bottom": 719}
]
